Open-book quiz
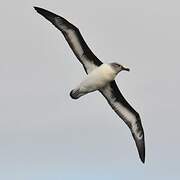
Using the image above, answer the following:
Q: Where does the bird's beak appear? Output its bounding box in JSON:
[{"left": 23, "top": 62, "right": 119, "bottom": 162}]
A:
[{"left": 122, "top": 66, "right": 130, "bottom": 71}]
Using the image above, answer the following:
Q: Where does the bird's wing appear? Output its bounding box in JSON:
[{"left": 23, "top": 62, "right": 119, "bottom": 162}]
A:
[
  {"left": 100, "top": 81, "right": 145, "bottom": 163},
  {"left": 34, "top": 7, "right": 102, "bottom": 74}
]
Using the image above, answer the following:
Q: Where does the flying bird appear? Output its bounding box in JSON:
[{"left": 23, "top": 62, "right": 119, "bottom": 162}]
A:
[{"left": 34, "top": 7, "right": 145, "bottom": 163}]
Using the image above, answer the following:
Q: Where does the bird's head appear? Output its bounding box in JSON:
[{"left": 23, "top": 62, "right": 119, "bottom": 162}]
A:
[{"left": 110, "top": 62, "right": 130, "bottom": 74}]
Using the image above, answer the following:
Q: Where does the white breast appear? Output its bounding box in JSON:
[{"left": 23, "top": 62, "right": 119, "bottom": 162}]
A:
[{"left": 78, "top": 64, "right": 116, "bottom": 92}]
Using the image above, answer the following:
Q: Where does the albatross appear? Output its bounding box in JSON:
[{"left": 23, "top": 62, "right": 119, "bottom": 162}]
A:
[{"left": 34, "top": 7, "right": 145, "bottom": 163}]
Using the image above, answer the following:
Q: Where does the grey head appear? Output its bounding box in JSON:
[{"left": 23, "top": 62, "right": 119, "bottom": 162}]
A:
[{"left": 110, "top": 62, "right": 130, "bottom": 74}]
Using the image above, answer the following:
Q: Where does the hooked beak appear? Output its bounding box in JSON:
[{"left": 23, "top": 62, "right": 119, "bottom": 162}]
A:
[{"left": 122, "top": 66, "right": 130, "bottom": 71}]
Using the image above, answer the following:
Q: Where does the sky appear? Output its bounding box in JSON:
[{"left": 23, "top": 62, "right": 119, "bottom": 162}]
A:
[{"left": 0, "top": 0, "right": 180, "bottom": 179}]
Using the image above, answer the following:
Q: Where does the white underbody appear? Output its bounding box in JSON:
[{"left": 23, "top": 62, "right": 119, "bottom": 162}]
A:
[{"left": 76, "top": 64, "right": 117, "bottom": 94}]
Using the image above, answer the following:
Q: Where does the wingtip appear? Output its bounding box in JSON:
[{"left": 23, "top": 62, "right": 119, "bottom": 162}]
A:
[
  {"left": 33, "top": 6, "right": 41, "bottom": 12},
  {"left": 33, "top": 6, "right": 59, "bottom": 23},
  {"left": 140, "top": 153, "right": 145, "bottom": 164},
  {"left": 33, "top": 6, "right": 47, "bottom": 14},
  {"left": 138, "top": 139, "right": 145, "bottom": 164},
  {"left": 33, "top": 6, "right": 45, "bottom": 15},
  {"left": 133, "top": 130, "right": 145, "bottom": 164}
]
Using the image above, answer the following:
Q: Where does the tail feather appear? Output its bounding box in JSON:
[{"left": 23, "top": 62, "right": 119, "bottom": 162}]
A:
[
  {"left": 70, "top": 88, "right": 88, "bottom": 99},
  {"left": 70, "top": 89, "right": 81, "bottom": 99}
]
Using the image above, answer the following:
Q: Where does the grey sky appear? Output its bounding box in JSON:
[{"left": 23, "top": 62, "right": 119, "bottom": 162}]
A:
[{"left": 0, "top": 0, "right": 180, "bottom": 179}]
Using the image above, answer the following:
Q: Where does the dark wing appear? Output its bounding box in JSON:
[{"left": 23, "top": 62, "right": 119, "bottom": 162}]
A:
[
  {"left": 100, "top": 81, "right": 145, "bottom": 163},
  {"left": 34, "top": 7, "right": 102, "bottom": 74}
]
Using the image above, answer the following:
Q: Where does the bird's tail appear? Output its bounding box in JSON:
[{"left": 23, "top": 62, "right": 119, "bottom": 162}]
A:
[{"left": 70, "top": 88, "right": 86, "bottom": 99}]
